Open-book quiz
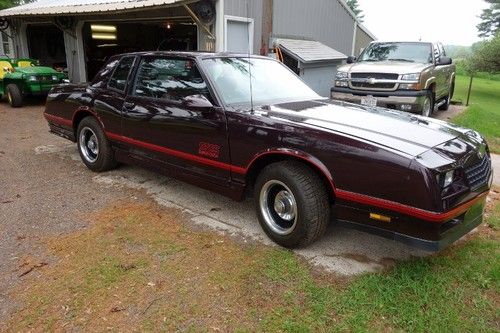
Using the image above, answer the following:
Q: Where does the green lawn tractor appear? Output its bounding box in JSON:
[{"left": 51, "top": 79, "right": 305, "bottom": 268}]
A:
[{"left": 0, "top": 58, "right": 68, "bottom": 108}]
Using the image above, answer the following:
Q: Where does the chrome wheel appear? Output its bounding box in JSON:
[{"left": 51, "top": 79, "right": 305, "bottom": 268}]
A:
[
  {"left": 79, "top": 126, "right": 99, "bottom": 163},
  {"left": 259, "top": 180, "right": 298, "bottom": 235},
  {"left": 422, "top": 96, "right": 431, "bottom": 117}
]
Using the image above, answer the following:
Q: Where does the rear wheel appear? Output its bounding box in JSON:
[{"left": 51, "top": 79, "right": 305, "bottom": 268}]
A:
[
  {"left": 421, "top": 91, "right": 434, "bottom": 117},
  {"left": 6, "top": 84, "right": 22, "bottom": 108},
  {"left": 77, "top": 117, "right": 117, "bottom": 172},
  {"left": 439, "top": 80, "right": 454, "bottom": 111},
  {"left": 254, "top": 161, "right": 330, "bottom": 248}
]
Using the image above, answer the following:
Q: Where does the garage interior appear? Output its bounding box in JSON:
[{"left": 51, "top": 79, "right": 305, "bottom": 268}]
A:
[
  {"left": 27, "top": 24, "right": 66, "bottom": 69},
  {"left": 83, "top": 17, "right": 198, "bottom": 79}
]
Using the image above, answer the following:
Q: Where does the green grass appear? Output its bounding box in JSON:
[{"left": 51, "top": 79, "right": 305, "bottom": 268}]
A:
[
  {"left": 260, "top": 227, "right": 500, "bottom": 332},
  {"left": 451, "top": 75, "right": 500, "bottom": 153}
]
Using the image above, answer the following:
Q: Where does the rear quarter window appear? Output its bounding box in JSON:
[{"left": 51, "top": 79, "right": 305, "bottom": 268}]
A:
[{"left": 108, "top": 56, "right": 135, "bottom": 92}]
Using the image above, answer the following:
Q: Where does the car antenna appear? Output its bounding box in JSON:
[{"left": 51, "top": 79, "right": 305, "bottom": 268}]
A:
[{"left": 246, "top": 0, "right": 254, "bottom": 113}]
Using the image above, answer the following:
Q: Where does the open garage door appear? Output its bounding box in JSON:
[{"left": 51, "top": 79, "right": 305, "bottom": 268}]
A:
[
  {"left": 27, "top": 24, "right": 67, "bottom": 70},
  {"left": 83, "top": 19, "right": 198, "bottom": 80}
]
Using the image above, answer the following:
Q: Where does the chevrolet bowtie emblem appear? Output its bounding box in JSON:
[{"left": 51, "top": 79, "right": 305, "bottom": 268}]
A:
[{"left": 368, "top": 78, "right": 377, "bottom": 84}]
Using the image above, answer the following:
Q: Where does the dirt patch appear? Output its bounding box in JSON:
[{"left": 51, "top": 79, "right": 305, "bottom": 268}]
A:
[
  {"left": 4, "top": 200, "right": 326, "bottom": 332},
  {"left": 432, "top": 104, "right": 465, "bottom": 122}
]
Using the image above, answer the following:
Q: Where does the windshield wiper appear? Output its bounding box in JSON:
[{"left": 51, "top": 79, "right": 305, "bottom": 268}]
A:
[{"left": 387, "top": 58, "right": 415, "bottom": 62}]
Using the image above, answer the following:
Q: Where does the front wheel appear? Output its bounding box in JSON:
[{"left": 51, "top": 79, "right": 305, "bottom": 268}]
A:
[
  {"left": 6, "top": 84, "right": 22, "bottom": 108},
  {"left": 254, "top": 161, "right": 330, "bottom": 248},
  {"left": 77, "top": 117, "right": 117, "bottom": 172},
  {"left": 421, "top": 91, "right": 434, "bottom": 117}
]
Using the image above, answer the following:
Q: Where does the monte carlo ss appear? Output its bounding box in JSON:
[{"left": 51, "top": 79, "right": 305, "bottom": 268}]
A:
[{"left": 43, "top": 52, "right": 493, "bottom": 250}]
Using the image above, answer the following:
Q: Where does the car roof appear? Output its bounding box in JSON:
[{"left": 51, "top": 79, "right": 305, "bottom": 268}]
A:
[{"left": 111, "top": 51, "right": 272, "bottom": 61}]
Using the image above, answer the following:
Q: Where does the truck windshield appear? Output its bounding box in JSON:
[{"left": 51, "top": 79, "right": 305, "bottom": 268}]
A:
[
  {"left": 358, "top": 42, "right": 432, "bottom": 64},
  {"left": 203, "top": 57, "right": 320, "bottom": 106}
]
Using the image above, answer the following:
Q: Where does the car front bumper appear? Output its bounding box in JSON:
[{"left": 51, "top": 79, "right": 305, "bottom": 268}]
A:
[
  {"left": 336, "top": 191, "right": 489, "bottom": 252},
  {"left": 331, "top": 87, "right": 428, "bottom": 113}
]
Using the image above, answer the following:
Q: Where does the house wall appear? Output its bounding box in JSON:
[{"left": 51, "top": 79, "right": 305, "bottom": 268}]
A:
[
  {"left": 354, "top": 25, "right": 373, "bottom": 56},
  {"left": 272, "top": 0, "right": 355, "bottom": 56},
  {"left": 301, "top": 62, "right": 342, "bottom": 97},
  {"left": 224, "top": 0, "right": 263, "bottom": 54}
]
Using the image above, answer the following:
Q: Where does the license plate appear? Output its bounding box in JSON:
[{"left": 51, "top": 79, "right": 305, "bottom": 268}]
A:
[{"left": 361, "top": 96, "right": 377, "bottom": 107}]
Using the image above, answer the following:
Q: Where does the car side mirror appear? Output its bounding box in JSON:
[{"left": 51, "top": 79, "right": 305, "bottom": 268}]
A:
[
  {"left": 437, "top": 56, "right": 452, "bottom": 66},
  {"left": 346, "top": 56, "right": 357, "bottom": 64},
  {"left": 182, "top": 94, "right": 214, "bottom": 108}
]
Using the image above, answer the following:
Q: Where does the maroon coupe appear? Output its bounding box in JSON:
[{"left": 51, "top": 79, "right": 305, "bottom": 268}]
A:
[{"left": 43, "top": 52, "right": 493, "bottom": 250}]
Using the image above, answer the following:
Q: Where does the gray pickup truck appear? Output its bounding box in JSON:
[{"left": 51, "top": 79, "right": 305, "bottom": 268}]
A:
[{"left": 331, "top": 41, "right": 455, "bottom": 117}]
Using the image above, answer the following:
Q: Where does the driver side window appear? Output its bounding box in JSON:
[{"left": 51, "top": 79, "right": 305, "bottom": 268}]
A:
[{"left": 133, "top": 57, "right": 211, "bottom": 102}]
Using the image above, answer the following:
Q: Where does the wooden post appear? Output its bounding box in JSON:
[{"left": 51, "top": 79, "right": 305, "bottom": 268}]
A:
[
  {"left": 466, "top": 74, "right": 473, "bottom": 106},
  {"left": 260, "top": 0, "right": 273, "bottom": 56}
]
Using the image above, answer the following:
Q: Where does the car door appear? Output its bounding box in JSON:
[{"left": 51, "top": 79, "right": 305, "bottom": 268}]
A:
[
  {"left": 90, "top": 56, "right": 137, "bottom": 136},
  {"left": 432, "top": 43, "right": 447, "bottom": 100},
  {"left": 121, "top": 55, "right": 231, "bottom": 184}
]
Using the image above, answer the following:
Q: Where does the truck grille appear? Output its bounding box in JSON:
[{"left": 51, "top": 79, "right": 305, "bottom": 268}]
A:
[
  {"left": 349, "top": 73, "right": 399, "bottom": 90},
  {"left": 465, "top": 155, "right": 491, "bottom": 190},
  {"left": 350, "top": 73, "right": 399, "bottom": 80}
]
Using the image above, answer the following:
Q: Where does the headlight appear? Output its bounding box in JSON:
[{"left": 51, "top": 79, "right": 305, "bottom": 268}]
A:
[
  {"left": 52, "top": 75, "right": 59, "bottom": 81},
  {"left": 27, "top": 75, "right": 38, "bottom": 82},
  {"left": 335, "top": 71, "right": 348, "bottom": 80},
  {"left": 437, "top": 170, "right": 455, "bottom": 188},
  {"left": 401, "top": 73, "right": 420, "bottom": 81}
]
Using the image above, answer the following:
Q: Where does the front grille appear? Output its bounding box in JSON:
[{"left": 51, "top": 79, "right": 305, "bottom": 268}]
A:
[
  {"left": 465, "top": 155, "right": 491, "bottom": 190},
  {"left": 351, "top": 81, "right": 395, "bottom": 89},
  {"left": 349, "top": 73, "right": 399, "bottom": 90},
  {"left": 350, "top": 73, "right": 399, "bottom": 80}
]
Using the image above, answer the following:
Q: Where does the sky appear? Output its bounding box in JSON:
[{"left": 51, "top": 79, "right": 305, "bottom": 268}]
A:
[{"left": 356, "top": 0, "right": 489, "bottom": 46}]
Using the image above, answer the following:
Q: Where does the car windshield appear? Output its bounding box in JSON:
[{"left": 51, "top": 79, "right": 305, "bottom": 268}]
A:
[
  {"left": 359, "top": 42, "right": 432, "bottom": 64},
  {"left": 203, "top": 57, "right": 320, "bottom": 106}
]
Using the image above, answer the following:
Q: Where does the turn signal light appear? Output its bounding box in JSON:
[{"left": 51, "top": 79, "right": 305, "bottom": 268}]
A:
[{"left": 369, "top": 213, "right": 391, "bottom": 222}]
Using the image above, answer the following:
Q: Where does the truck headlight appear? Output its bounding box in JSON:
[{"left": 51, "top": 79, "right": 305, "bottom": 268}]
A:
[
  {"left": 335, "top": 71, "right": 348, "bottom": 80},
  {"left": 437, "top": 170, "right": 455, "bottom": 188},
  {"left": 401, "top": 73, "right": 420, "bottom": 81},
  {"left": 335, "top": 71, "right": 348, "bottom": 87},
  {"left": 27, "top": 75, "right": 38, "bottom": 82}
]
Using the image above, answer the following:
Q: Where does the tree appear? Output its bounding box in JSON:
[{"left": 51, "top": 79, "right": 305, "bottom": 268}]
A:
[
  {"left": 469, "top": 33, "right": 500, "bottom": 73},
  {"left": 346, "top": 0, "right": 364, "bottom": 22},
  {"left": 0, "top": 0, "right": 34, "bottom": 10},
  {"left": 477, "top": 0, "right": 500, "bottom": 38}
]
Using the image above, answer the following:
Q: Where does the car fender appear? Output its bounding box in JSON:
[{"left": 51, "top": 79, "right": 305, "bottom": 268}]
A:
[{"left": 243, "top": 148, "right": 337, "bottom": 195}]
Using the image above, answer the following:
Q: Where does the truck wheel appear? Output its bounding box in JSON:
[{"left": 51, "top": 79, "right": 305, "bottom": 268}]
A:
[
  {"left": 254, "top": 161, "right": 330, "bottom": 248},
  {"left": 421, "top": 91, "right": 434, "bottom": 117},
  {"left": 77, "top": 117, "right": 117, "bottom": 172},
  {"left": 6, "top": 84, "right": 22, "bottom": 108},
  {"left": 439, "top": 80, "right": 454, "bottom": 111}
]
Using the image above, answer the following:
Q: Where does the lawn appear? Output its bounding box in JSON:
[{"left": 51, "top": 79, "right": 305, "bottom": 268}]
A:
[
  {"left": 451, "top": 75, "right": 500, "bottom": 153},
  {"left": 5, "top": 193, "right": 500, "bottom": 332}
]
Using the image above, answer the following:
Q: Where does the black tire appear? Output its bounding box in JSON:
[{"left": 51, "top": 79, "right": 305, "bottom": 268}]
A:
[
  {"left": 77, "top": 117, "right": 117, "bottom": 172},
  {"left": 254, "top": 161, "right": 330, "bottom": 248},
  {"left": 6, "top": 84, "right": 22, "bottom": 108},
  {"left": 439, "top": 80, "right": 455, "bottom": 111},
  {"left": 421, "top": 90, "right": 434, "bottom": 117}
]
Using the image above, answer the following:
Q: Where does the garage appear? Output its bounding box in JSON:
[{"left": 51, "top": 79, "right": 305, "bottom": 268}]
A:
[{"left": 0, "top": 0, "right": 374, "bottom": 87}]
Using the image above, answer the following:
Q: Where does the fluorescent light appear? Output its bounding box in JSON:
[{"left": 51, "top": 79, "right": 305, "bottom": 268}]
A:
[
  {"left": 91, "top": 24, "right": 117, "bottom": 32},
  {"left": 92, "top": 33, "right": 117, "bottom": 40}
]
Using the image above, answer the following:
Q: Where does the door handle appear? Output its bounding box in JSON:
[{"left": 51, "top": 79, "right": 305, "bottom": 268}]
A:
[{"left": 123, "top": 101, "right": 135, "bottom": 110}]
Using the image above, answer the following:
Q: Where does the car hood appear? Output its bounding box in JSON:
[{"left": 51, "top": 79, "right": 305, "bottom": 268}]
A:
[
  {"left": 261, "top": 99, "right": 471, "bottom": 158},
  {"left": 14, "top": 66, "right": 58, "bottom": 74},
  {"left": 339, "top": 61, "right": 431, "bottom": 74}
]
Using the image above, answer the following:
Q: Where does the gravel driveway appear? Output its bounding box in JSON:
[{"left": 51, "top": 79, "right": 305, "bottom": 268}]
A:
[{"left": 1, "top": 103, "right": 485, "bottom": 321}]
